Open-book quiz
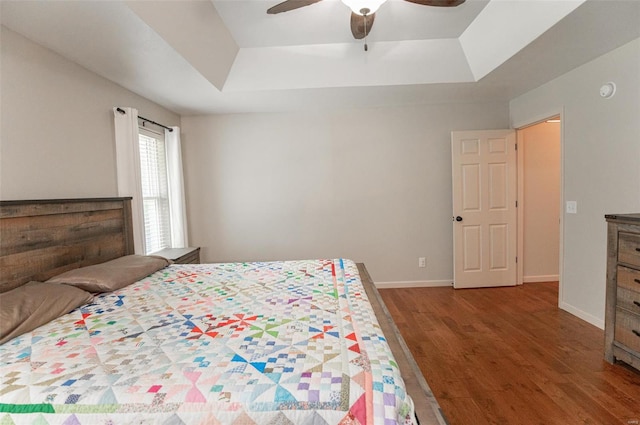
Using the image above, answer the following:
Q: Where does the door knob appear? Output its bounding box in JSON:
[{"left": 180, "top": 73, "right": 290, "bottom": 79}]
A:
[{"left": 455, "top": 216, "right": 463, "bottom": 222}]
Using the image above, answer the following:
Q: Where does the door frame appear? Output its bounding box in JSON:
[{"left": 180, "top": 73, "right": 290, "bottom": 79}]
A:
[{"left": 514, "top": 109, "right": 564, "bottom": 308}]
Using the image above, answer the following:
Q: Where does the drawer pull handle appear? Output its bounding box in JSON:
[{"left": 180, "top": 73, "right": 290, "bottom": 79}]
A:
[
  {"left": 635, "top": 279, "right": 640, "bottom": 284},
  {"left": 634, "top": 330, "right": 640, "bottom": 338},
  {"left": 635, "top": 301, "right": 640, "bottom": 308},
  {"left": 636, "top": 248, "right": 640, "bottom": 252}
]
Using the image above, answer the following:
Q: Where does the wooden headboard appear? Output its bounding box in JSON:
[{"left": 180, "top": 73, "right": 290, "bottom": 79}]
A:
[{"left": 0, "top": 197, "right": 134, "bottom": 292}]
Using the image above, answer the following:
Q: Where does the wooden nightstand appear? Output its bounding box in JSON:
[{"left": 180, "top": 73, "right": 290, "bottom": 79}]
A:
[{"left": 152, "top": 247, "right": 200, "bottom": 264}]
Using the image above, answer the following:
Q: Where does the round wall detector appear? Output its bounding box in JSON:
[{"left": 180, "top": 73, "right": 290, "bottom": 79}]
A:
[{"left": 599, "top": 82, "right": 616, "bottom": 99}]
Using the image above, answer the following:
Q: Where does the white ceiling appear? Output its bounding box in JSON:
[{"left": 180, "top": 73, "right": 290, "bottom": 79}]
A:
[{"left": 1, "top": 0, "right": 639, "bottom": 115}]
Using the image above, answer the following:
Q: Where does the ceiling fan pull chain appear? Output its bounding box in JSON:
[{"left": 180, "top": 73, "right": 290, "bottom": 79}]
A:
[{"left": 363, "top": 9, "right": 369, "bottom": 52}]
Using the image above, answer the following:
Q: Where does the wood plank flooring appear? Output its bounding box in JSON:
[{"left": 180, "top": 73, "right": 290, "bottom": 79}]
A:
[{"left": 379, "top": 282, "right": 640, "bottom": 425}]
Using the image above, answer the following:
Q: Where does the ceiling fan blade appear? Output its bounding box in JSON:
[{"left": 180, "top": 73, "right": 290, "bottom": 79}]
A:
[
  {"left": 350, "top": 12, "right": 376, "bottom": 40},
  {"left": 403, "top": 0, "right": 465, "bottom": 6},
  {"left": 267, "top": 0, "right": 323, "bottom": 14}
]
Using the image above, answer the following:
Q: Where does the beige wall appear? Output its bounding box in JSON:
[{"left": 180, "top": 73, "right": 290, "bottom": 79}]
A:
[
  {"left": 182, "top": 104, "right": 509, "bottom": 283},
  {"left": 521, "top": 121, "right": 561, "bottom": 282},
  {"left": 0, "top": 27, "right": 180, "bottom": 200},
  {"left": 510, "top": 38, "right": 640, "bottom": 327}
]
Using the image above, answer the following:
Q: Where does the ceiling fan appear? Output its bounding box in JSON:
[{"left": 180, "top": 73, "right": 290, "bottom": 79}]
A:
[{"left": 267, "top": 0, "right": 465, "bottom": 50}]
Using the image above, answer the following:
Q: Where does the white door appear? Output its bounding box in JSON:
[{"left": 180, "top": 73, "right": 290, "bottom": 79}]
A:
[{"left": 451, "top": 130, "right": 517, "bottom": 288}]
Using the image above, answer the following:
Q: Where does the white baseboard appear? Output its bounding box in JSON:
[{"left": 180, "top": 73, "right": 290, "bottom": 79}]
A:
[
  {"left": 559, "top": 301, "right": 604, "bottom": 329},
  {"left": 375, "top": 280, "right": 452, "bottom": 289},
  {"left": 523, "top": 274, "right": 560, "bottom": 283}
]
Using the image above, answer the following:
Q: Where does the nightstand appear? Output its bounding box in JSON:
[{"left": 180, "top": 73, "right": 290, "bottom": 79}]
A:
[{"left": 152, "top": 247, "right": 200, "bottom": 264}]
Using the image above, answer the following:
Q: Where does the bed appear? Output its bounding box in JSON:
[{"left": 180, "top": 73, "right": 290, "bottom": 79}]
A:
[{"left": 0, "top": 198, "right": 447, "bottom": 425}]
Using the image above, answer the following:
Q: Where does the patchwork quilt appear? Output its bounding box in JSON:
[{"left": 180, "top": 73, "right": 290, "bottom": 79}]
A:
[{"left": 0, "top": 259, "right": 415, "bottom": 424}]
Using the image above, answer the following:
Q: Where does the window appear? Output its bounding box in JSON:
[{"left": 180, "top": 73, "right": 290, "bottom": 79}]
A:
[
  {"left": 138, "top": 128, "right": 172, "bottom": 254},
  {"left": 114, "top": 107, "right": 188, "bottom": 255}
]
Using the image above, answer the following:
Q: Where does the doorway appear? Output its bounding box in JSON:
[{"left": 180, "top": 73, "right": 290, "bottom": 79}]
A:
[{"left": 516, "top": 116, "right": 562, "bottom": 289}]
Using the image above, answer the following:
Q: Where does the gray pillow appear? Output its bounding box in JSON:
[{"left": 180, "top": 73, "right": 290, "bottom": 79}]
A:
[
  {"left": 46, "top": 255, "right": 169, "bottom": 293},
  {"left": 0, "top": 281, "right": 93, "bottom": 344}
]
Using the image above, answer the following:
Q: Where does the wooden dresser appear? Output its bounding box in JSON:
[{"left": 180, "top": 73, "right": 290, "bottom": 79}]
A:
[{"left": 604, "top": 213, "right": 640, "bottom": 371}]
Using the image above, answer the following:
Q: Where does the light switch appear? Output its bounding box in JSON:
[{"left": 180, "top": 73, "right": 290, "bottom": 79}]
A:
[{"left": 566, "top": 201, "right": 577, "bottom": 214}]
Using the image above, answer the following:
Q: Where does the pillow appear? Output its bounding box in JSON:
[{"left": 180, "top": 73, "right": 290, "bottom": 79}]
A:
[
  {"left": 46, "top": 255, "right": 169, "bottom": 293},
  {"left": 0, "top": 281, "right": 93, "bottom": 345}
]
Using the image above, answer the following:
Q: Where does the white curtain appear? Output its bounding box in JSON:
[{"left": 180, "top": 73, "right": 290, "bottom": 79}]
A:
[
  {"left": 113, "top": 107, "right": 146, "bottom": 255},
  {"left": 165, "top": 127, "right": 189, "bottom": 247}
]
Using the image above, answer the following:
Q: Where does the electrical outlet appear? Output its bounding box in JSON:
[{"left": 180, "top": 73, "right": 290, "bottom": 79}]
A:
[
  {"left": 566, "top": 201, "right": 577, "bottom": 214},
  {"left": 418, "top": 257, "right": 426, "bottom": 268}
]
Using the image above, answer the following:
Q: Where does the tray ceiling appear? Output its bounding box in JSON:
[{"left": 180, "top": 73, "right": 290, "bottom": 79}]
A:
[{"left": 1, "top": 0, "right": 639, "bottom": 114}]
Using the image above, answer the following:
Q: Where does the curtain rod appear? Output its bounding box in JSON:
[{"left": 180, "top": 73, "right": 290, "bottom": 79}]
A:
[{"left": 116, "top": 107, "right": 173, "bottom": 132}]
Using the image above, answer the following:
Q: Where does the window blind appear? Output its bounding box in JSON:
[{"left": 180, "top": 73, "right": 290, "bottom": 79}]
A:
[{"left": 139, "top": 131, "right": 172, "bottom": 254}]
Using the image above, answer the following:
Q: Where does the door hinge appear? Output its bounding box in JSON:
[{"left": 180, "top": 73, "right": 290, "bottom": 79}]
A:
[
  {"left": 516, "top": 256, "right": 518, "bottom": 264},
  {"left": 515, "top": 143, "right": 518, "bottom": 151},
  {"left": 516, "top": 200, "right": 518, "bottom": 207}
]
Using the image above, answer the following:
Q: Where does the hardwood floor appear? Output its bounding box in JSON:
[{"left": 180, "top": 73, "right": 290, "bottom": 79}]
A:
[{"left": 379, "top": 282, "right": 640, "bottom": 425}]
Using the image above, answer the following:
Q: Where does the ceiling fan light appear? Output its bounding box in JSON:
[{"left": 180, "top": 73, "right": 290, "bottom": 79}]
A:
[{"left": 341, "top": 0, "right": 387, "bottom": 15}]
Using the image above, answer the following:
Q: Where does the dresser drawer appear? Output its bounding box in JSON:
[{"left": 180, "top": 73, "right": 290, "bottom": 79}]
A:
[
  {"left": 617, "top": 265, "right": 640, "bottom": 292},
  {"left": 617, "top": 286, "right": 640, "bottom": 315},
  {"left": 615, "top": 308, "right": 640, "bottom": 354},
  {"left": 618, "top": 231, "right": 640, "bottom": 268}
]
